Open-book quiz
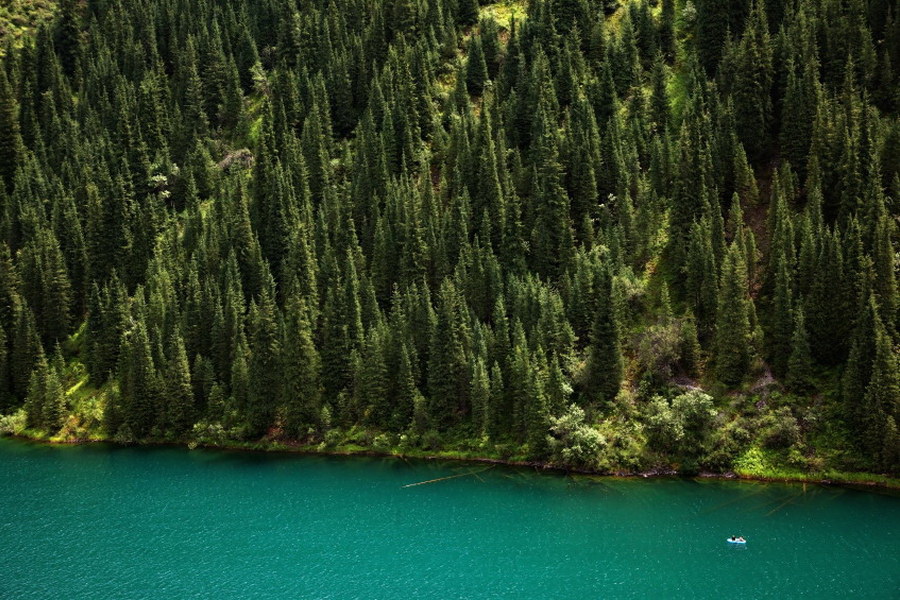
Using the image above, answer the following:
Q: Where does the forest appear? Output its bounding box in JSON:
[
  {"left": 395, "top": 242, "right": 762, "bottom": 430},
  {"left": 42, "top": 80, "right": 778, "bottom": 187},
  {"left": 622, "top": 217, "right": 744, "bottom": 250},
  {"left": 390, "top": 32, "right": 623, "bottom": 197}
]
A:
[{"left": 0, "top": 0, "right": 897, "bottom": 478}]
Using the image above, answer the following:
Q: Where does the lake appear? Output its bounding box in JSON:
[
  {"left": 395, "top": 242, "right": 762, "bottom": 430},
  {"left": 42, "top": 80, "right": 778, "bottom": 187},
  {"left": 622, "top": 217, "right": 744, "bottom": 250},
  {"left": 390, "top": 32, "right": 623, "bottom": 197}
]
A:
[{"left": 0, "top": 438, "right": 897, "bottom": 598}]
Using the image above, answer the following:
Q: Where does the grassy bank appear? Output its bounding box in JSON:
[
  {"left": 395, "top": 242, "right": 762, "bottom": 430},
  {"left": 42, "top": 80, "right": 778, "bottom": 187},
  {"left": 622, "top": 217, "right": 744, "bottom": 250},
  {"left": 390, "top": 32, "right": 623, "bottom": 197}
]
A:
[{"left": 4, "top": 425, "right": 899, "bottom": 491}]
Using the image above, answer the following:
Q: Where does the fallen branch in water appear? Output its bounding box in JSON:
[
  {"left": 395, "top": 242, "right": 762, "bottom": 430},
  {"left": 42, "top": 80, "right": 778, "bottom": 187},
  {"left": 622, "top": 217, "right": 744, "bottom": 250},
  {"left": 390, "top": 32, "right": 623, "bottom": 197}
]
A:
[{"left": 402, "top": 466, "right": 493, "bottom": 488}]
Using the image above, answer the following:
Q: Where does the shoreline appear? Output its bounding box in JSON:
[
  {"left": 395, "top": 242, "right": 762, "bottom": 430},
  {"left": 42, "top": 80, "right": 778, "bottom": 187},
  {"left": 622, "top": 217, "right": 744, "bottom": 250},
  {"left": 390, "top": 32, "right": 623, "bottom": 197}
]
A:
[{"left": 5, "top": 433, "right": 899, "bottom": 491}]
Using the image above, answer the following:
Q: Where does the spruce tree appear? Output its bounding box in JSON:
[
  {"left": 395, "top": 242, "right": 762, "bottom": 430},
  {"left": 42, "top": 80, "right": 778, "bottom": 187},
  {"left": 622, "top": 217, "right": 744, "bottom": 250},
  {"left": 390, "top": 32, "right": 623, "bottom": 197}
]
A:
[
  {"left": 24, "top": 350, "right": 49, "bottom": 431},
  {"left": 466, "top": 36, "right": 489, "bottom": 97},
  {"left": 427, "top": 280, "right": 469, "bottom": 428},
  {"left": 768, "top": 256, "right": 794, "bottom": 377},
  {"left": 457, "top": 0, "right": 479, "bottom": 27},
  {"left": 164, "top": 333, "right": 195, "bottom": 435},
  {"left": 246, "top": 288, "right": 281, "bottom": 438},
  {"left": 0, "top": 69, "right": 23, "bottom": 192},
  {"left": 715, "top": 244, "right": 752, "bottom": 386},
  {"left": 861, "top": 312, "right": 900, "bottom": 459},
  {"left": 119, "top": 320, "right": 160, "bottom": 438},
  {"left": 41, "top": 364, "right": 67, "bottom": 434},
  {"left": 786, "top": 307, "right": 814, "bottom": 393},
  {"left": 585, "top": 268, "right": 622, "bottom": 403},
  {"left": 470, "top": 356, "right": 491, "bottom": 437},
  {"left": 281, "top": 293, "right": 322, "bottom": 438},
  {"left": 730, "top": 0, "right": 773, "bottom": 161}
]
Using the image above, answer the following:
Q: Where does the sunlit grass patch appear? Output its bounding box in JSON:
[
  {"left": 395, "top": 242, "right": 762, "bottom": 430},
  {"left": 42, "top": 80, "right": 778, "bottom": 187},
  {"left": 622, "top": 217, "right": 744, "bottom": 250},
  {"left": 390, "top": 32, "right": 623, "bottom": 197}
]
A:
[
  {"left": 479, "top": 0, "right": 527, "bottom": 30},
  {"left": 0, "top": 0, "right": 57, "bottom": 56}
]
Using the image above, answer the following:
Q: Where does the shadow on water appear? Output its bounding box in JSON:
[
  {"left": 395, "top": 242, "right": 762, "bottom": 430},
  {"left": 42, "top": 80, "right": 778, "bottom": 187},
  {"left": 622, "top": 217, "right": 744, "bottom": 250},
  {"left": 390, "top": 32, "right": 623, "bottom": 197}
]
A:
[
  {"left": 700, "top": 487, "right": 770, "bottom": 515},
  {"left": 564, "top": 474, "right": 625, "bottom": 494}
]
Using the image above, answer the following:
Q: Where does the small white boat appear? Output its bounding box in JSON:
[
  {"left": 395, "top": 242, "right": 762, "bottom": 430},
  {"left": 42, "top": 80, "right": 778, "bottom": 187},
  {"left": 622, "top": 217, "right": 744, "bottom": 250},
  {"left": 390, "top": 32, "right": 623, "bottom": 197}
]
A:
[{"left": 727, "top": 537, "right": 747, "bottom": 544}]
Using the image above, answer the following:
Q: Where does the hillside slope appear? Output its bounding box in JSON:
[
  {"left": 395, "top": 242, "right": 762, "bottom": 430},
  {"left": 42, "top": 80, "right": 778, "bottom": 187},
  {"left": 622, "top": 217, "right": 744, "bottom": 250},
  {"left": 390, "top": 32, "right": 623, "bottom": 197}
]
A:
[{"left": 0, "top": 0, "right": 897, "bottom": 481}]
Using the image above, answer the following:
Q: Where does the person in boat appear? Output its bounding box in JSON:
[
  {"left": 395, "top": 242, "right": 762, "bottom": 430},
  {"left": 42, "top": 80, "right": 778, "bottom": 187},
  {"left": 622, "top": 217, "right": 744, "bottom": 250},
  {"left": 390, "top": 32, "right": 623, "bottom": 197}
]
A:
[
  {"left": 737, "top": 537, "right": 745, "bottom": 542},
  {"left": 730, "top": 535, "right": 737, "bottom": 541}
]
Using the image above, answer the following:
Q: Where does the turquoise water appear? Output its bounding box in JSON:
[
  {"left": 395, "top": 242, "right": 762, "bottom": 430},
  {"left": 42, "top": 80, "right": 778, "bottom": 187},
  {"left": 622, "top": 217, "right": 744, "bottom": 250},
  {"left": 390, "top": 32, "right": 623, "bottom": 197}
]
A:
[{"left": 0, "top": 439, "right": 898, "bottom": 599}]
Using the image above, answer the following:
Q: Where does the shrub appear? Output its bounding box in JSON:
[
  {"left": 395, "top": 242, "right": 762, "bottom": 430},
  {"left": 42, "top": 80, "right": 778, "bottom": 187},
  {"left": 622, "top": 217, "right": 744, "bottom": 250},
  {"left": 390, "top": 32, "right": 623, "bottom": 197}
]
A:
[
  {"left": 547, "top": 404, "right": 607, "bottom": 470},
  {"left": 0, "top": 409, "right": 26, "bottom": 435},
  {"left": 644, "top": 389, "right": 716, "bottom": 456},
  {"left": 420, "top": 429, "right": 443, "bottom": 451},
  {"left": 372, "top": 433, "right": 395, "bottom": 452},
  {"left": 644, "top": 396, "right": 683, "bottom": 451},
  {"left": 701, "top": 417, "right": 753, "bottom": 471},
  {"left": 635, "top": 321, "right": 683, "bottom": 385},
  {"left": 760, "top": 406, "right": 800, "bottom": 449},
  {"left": 323, "top": 428, "right": 343, "bottom": 448}
]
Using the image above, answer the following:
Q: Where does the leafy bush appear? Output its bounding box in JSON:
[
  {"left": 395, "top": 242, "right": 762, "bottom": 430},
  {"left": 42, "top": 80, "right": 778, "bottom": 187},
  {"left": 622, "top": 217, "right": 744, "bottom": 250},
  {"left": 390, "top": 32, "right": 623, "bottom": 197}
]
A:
[
  {"left": 192, "top": 421, "right": 228, "bottom": 445},
  {"left": 644, "top": 396, "right": 684, "bottom": 451},
  {"left": 420, "top": 429, "right": 443, "bottom": 451},
  {"left": 644, "top": 390, "right": 716, "bottom": 456},
  {"left": 547, "top": 404, "right": 607, "bottom": 470},
  {"left": 372, "top": 433, "right": 395, "bottom": 451},
  {"left": 760, "top": 406, "right": 800, "bottom": 449},
  {"left": 594, "top": 419, "right": 646, "bottom": 472},
  {"left": 323, "top": 428, "right": 343, "bottom": 448},
  {"left": 701, "top": 417, "right": 753, "bottom": 471},
  {"left": 635, "top": 321, "right": 683, "bottom": 385},
  {"left": 0, "top": 409, "right": 26, "bottom": 435}
]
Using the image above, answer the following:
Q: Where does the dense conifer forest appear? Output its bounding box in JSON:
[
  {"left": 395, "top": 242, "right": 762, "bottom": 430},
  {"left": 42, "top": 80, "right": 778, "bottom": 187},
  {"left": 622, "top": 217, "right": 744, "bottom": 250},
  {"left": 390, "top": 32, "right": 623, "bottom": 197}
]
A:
[{"left": 0, "top": 0, "right": 897, "bottom": 478}]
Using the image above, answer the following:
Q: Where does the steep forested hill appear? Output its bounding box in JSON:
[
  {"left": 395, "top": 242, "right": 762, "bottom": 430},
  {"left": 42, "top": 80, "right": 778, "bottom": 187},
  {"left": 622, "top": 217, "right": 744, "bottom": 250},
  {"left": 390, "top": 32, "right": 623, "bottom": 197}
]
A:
[{"left": 0, "top": 0, "right": 897, "bottom": 479}]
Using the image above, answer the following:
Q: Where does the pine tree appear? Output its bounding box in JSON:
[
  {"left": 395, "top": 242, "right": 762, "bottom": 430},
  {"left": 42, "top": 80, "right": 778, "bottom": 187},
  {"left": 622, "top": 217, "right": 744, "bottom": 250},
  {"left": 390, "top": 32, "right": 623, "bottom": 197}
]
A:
[
  {"left": 649, "top": 55, "right": 669, "bottom": 132},
  {"left": 12, "top": 307, "right": 44, "bottom": 400},
  {"left": 529, "top": 100, "right": 574, "bottom": 281},
  {"left": 872, "top": 213, "right": 898, "bottom": 337},
  {"left": 457, "top": 0, "right": 479, "bottom": 27},
  {"left": 0, "top": 69, "right": 23, "bottom": 192},
  {"left": 41, "top": 364, "right": 67, "bottom": 434},
  {"left": 807, "top": 230, "right": 848, "bottom": 365},
  {"left": 526, "top": 349, "right": 550, "bottom": 458},
  {"left": 786, "top": 307, "right": 814, "bottom": 393},
  {"left": 585, "top": 267, "right": 622, "bottom": 403},
  {"left": 119, "top": 320, "right": 160, "bottom": 438},
  {"left": 466, "top": 36, "right": 489, "bottom": 97},
  {"left": 680, "top": 312, "right": 702, "bottom": 377},
  {"left": 24, "top": 349, "right": 49, "bottom": 431},
  {"left": 696, "top": 0, "right": 742, "bottom": 75},
  {"left": 470, "top": 356, "right": 491, "bottom": 437},
  {"left": 281, "top": 293, "right": 321, "bottom": 438},
  {"left": 715, "top": 244, "right": 752, "bottom": 386},
  {"left": 393, "top": 342, "right": 421, "bottom": 431},
  {"left": 56, "top": 0, "right": 83, "bottom": 78},
  {"left": 246, "top": 287, "right": 281, "bottom": 438},
  {"left": 883, "top": 416, "right": 900, "bottom": 472},
  {"left": 843, "top": 293, "right": 879, "bottom": 437},
  {"left": 861, "top": 312, "right": 900, "bottom": 459},
  {"left": 659, "top": 0, "right": 676, "bottom": 59},
  {"left": 164, "top": 333, "right": 195, "bottom": 435},
  {"left": 427, "top": 280, "right": 469, "bottom": 428},
  {"left": 730, "top": 0, "right": 773, "bottom": 161},
  {"left": 684, "top": 218, "right": 718, "bottom": 336},
  {"left": 768, "top": 255, "right": 794, "bottom": 377},
  {"left": 357, "top": 323, "right": 389, "bottom": 427},
  {"left": 17, "top": 226, "right": 72, "bottom": 346}
]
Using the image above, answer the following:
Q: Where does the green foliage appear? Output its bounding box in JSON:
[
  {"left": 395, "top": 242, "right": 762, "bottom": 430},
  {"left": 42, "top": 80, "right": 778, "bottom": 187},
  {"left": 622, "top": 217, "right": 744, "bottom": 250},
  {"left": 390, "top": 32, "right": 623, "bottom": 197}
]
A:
[
  {"left": 759, "top": 406, "right": 801, "bottom": 450},
  {"left": 785, "top": 308, "right": 814, "bottom": 393},
  {"left": 585, "top": 269, "right": 623, "bottom": 404},
  {"left": 547, "top": 403, "right": 607, "bottom": 470},
  {"left": 0, "top": 0, "right": 894, "bottom": 481},
  {"left": 644, "top": 389, "right": 716, "bottom": 457},
  {"left": 0, "top": 0, "right": 57, "bottom": 55},
  {"left": 715, "top": 244, "right": 753, "bottom": 385}
]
